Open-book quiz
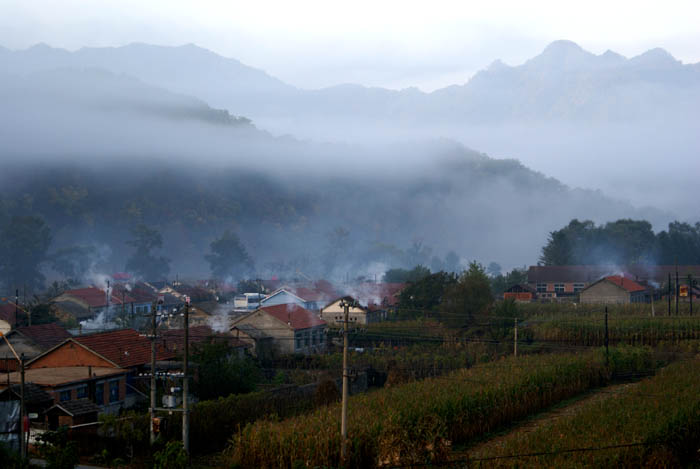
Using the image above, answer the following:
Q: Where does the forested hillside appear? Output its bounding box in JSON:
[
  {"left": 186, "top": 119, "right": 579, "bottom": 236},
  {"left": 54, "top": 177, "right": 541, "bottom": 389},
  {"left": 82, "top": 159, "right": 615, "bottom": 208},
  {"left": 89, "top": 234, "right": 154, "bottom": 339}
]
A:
[{"left": 540, "top": 219, "right": 700, "bottom": 265}]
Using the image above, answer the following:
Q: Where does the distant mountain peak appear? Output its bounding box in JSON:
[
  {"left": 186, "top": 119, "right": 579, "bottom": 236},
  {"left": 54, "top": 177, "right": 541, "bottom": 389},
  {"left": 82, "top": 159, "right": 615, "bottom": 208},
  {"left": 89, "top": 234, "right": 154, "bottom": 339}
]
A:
[
  {"left": 487, "top": 59, "right": 510, "bottom": 71},
  {"left": 543, "top": 39, "right": 585, "bottom": 54},
  {"left": 600, "top": 49, "right": 626, "bottom": 61},
  {"left": 631, "top": 47, "right": 678, "bottom": 67},
  {"left": 527, "top": 40, "right": 595, "bottom": 69},
  {"left": 29, "top": 42, "right": 54, "bottom": 50}
]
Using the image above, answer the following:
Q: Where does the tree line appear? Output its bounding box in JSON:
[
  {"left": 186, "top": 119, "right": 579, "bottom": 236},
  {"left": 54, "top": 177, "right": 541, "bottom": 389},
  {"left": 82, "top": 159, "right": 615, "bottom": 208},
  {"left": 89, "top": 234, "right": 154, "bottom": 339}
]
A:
[
  {"left": 540, "top": 219, "right": 700, "bottom": 266},
  {"left": 0, "top": 215, "right": 253, "bottom": 294}
]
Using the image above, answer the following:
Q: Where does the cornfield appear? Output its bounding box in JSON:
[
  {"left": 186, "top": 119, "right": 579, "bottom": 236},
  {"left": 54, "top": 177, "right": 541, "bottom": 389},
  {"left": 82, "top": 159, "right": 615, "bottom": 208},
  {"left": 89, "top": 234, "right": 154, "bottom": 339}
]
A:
[
  {"left": 470, "top": 357, "right": 700, "bottom": 467},
  {"left": 225, "top": 347, "right": 656, "bottom": 468}
]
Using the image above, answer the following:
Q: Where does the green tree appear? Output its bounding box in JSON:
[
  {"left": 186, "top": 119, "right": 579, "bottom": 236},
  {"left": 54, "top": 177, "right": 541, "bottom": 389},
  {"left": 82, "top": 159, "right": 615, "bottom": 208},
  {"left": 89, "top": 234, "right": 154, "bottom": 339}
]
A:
[
  {"left": 192, "top": 342, "right": 261, "bottom": 400},
  {"left": 540, "top": 218, "right": 659, "bottom": 265},
  {"left": 37, "top": 426, "right": 79, "bottom": 469},
  {"left": 443, "top": 250, "right": 461, "bottom": 273},
  {"left": 384, "top": 265, "right": 431, "bottom": 283},
  {"left": 49, "top": 245, "right": 96, "bottom": 282},
  {"left": 0, "top": 215, "right": 52, "bottom": 292},
  {"left": 441, "top": 262, "right": 494, "bottom": 328},
  {"left": 205, "top": 230, "right": 253, "bottom": 279},
  {"left": 490, "top": 267, "right": 529, "bottom": 296},
  {"left": 486, "top": 262, "right": 502, "bottom": 277},
  {"left": 405, "top": 240, "right": 432, "bottom": 267},
  {"left": 398, "top": 271, "right": 458, "bottom": 312},
  {"left": 125, "top": 224, "right": 170, "bottom": 280},
  {"left": 657, "top": 222, "right": 700, "bottom": 264}
]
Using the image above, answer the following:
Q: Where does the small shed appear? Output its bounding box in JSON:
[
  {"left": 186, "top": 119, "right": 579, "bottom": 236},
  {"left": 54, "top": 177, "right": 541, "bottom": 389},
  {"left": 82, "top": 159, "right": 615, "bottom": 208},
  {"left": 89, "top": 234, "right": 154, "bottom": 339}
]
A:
[
  {"left": 231, "top": 324, "right": 274, "bottom": 359},
  {"left": 45, "top": 398, "right": 101, "bottom": 430},
  {"left": 503, "top": 285, "right": 535, "bottom": 302}
]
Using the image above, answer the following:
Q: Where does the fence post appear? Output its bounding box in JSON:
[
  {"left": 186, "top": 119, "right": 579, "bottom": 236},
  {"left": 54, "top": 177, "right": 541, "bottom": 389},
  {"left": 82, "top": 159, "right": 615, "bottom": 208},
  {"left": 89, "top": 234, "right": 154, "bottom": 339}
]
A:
[{"left": 604, "top": 307, "right": 609, "bottom": 367}]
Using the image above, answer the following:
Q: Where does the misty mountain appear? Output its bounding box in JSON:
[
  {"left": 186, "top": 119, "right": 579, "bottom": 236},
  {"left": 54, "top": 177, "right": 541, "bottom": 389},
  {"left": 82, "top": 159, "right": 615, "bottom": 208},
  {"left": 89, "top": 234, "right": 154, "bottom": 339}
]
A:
[
  {"left": 0, "top": 66, "right": 254, "bottom": 128},
  {"left": 0, "top": 62, "right": 669, "bottom": 284},
  {"left": 3, "top": 40, "right": 698, "bottom": 219},
  {"left": 4, "top": 40, "right": 698, "bottom": 125}
]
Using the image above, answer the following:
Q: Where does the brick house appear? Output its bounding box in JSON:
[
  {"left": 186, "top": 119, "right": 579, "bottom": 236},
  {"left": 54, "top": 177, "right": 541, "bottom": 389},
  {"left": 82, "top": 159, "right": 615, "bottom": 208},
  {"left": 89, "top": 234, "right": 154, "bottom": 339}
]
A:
[
  {"left": 23, "top": 329, "right": 174, "bottom": 411},
  {"left": 0, "top": 323, "right": 72, "bottom": 371},
  {"left": 320, "top": 296, "right": 382, "bottom": 326},
  {"left": 579, "top": 276, "right": 648, "bottom": 304},
  {"left": 230, "top": 304, "right": 327, "bottom": 355}
]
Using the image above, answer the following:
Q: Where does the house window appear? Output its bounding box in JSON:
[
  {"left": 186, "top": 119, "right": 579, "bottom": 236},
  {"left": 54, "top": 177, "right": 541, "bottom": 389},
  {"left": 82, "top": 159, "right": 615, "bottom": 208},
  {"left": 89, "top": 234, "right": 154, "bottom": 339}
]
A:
[
  {"left": 536, "top": 283, "right": 547, "bottom": 293},
  {"left": 76, "top": 385, "right": 88, "bottom": 399},
  {"left": 295, "top": 333, "right": 303, "bottom": 350},
  {"left": 319, "top": 331, "right": 325, "bottom": 343},
  {"left": 311, "top": 330, "right": 317, "bottom": 345},
  {"left": 574, "top": 283, "right": 585, "bottom": 292},
  {"left": 554, "top": 283, "right": 565, "bottom": 293},
  {"left": 109, "top": 380, "right": 120, "bottom": 403},
  {"left": 95, "top": 383, "right": 104, "bottom": 405},
  {"left": 304, "top": 331, "right": 310, "bottom": 347},
  {"left": 60, "top": 390, "right": 71, "bottom": 402}
]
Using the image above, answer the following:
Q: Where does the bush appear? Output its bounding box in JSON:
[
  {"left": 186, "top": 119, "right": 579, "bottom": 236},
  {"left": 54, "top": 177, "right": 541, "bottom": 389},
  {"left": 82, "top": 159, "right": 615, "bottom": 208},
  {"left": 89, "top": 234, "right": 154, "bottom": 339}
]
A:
[
  {"left": 37, "top": 427, "right": 80, "bottom": 469},
  {"left": 152, "top": 441, "right": 187, "bottom": 469}
]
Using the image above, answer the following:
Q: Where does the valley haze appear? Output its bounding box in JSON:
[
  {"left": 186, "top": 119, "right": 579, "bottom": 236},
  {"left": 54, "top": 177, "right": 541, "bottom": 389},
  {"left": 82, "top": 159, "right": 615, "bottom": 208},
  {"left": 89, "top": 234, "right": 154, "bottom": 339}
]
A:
[{"left": 0, "top": 39, "right": 695, "bottom": 280}]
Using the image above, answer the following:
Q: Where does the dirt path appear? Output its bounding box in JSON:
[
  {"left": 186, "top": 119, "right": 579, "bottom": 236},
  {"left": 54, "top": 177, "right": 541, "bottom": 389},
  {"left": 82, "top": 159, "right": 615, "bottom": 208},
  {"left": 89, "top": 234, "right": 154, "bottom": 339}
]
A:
[{"left": 455, "top": 382, "right": 641, "bottom": 461}]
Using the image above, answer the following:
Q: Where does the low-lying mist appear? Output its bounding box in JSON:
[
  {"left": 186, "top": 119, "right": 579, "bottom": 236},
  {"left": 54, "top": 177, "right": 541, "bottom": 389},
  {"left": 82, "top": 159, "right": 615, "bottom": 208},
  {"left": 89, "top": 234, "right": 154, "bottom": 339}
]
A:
[{"left": 0, "top": 67, "right": 673, "bottom": 285}]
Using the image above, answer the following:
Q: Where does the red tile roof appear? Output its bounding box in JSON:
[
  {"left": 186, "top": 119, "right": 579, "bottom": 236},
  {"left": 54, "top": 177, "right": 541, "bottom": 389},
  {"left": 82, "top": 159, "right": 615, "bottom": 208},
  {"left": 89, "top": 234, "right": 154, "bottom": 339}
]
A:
[
  {"left": 16, "top": 323, "right": 72, "bottom": 350},
  {"left": 289, "top": 287, "right": 335, "bottom": 302},
  {"left": 61, "top": 287, "right": 136, "bottom": 308},
  {"left": 74, "top": 329, "right": 175, "bottom": 368},
  {"left": 259, "top": 304, "right": 326, "bottom": 330},
  {"left": 160, "top": 325, "right": 250, "bottom": 352},
  {"left": 605, "top": 276, "right": 647, "bottom": 293}
]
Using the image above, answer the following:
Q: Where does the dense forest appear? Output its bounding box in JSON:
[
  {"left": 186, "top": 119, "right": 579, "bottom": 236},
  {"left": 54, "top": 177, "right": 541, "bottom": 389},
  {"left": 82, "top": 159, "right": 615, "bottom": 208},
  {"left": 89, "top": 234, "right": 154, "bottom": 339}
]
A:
[{"left": 540, "top": 219, "right": 700, "bottom": 266}]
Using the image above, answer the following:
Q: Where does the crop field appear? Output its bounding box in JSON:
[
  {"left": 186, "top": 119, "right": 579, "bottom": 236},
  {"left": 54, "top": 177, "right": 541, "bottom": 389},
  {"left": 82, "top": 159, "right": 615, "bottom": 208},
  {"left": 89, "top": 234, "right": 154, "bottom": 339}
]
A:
[
  {"left": 225, "top": 347, "right": 657, "bottom": 468},
  {"left": 468, "top": 357, "right": 700, "bottom": 468},
  {"left": 522, "top": 315, "right": 700, "bottom": 348}
]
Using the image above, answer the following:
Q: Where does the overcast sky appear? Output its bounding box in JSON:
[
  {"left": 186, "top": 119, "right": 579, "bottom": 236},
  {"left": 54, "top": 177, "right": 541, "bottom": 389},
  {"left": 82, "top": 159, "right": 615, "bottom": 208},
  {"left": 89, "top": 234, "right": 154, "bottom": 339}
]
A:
[{"left": 2, "top": 0, "right": 699, "bottom": 91}]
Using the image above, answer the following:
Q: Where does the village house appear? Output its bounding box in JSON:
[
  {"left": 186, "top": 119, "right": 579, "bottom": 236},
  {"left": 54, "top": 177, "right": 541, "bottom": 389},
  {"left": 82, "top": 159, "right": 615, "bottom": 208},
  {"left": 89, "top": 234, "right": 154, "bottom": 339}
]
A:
[
  {"left": 261, "top": 281, "right": 339, "bottom": 312},
  {"left": 579, "top": 276, "right": 648, "bottom": 304},
  {"left": 230, "top": 304, "right": 327, "bottom": 355},
  {"left": 0, "top": 323, "right": 72, "bottom": 371},
  {"left": 159, "top": 325, "right": 252, "bottom": 358},
  {"left": 2, "top": 365, "right": 128, "bottom": 416},
  {"left": 0, "top": 383, "right": 55, "bottom": 428},
  {"left": 51, "top": 287, "right": 150, "bottom": 321},
  {"left": 230, "top": 324, "right": 274, "bottom": 359},
  {"left": 527, "top": 265, "right": 700, "bottom": 301},
  {"left": 22, "top": 329, "right": 175, "bottom": 411},
  {"left": 320, "top": 296, "right": 382, "bottom": 326},
  {"left": 344, "top": 282, "right": 405, "bottom": 312}
]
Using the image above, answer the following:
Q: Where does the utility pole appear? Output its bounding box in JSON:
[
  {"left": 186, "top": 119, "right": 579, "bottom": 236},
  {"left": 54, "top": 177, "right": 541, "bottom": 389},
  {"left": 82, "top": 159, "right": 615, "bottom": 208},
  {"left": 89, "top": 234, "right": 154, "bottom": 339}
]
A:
[
  {"left": 513, "top": 318, "right": 518, "bottom": 357},
  {"left": 182, "top": 297, "right": 190, "bottom": 456},
  {"left": 689, "top": 274, "right": 694, "bottom": 315},
  {"left": 24, "top": 285, "right": 28, "bottom": 327},
  {"left": 675, "top": 266, "right": 679, "bottom": 316},
  {"left": 604, "top": 307, "right": 609, "bottom": 367},
  {"left": 668, "top": 273, "right": 672, "bottom": 316},
  {"left": 149, "top": 299, "right": 158, "bottom": 444},
  {"left": 340, "top": 298, "right": 351, "bottom": 464},
  {"left": 15, "top": 289, "right": 19, "bottom": 327},
  {"left": 19, "top": 353, "right": 25, "bottom": 459}
]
